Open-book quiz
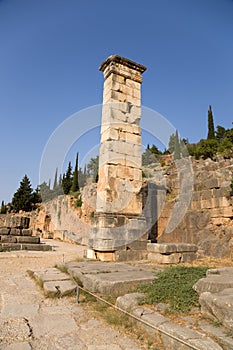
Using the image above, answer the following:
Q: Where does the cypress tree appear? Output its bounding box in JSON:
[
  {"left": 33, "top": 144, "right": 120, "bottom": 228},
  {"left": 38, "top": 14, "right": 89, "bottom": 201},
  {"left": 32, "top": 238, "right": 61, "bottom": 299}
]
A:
[
  {"left": 207, "top": 105, "right": 215, "bottom": 140},
  {"left": 174, "top": 130, "right": 181, "bottom": 160},
  {"left": 71, "top": 152, "right": 79, "bottom": 192},
  {"left": 0, "top": 200, "right": 6, "bottom": 214},
  {"left": 53, "top": 168, "right": 58, "bottom": 190},
  {"left": 62, "top": 162, "right": 73, "bottom": 194}
]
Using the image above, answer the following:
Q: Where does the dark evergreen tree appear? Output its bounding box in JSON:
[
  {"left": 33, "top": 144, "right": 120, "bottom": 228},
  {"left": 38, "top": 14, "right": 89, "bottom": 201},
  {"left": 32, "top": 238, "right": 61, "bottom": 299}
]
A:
[
  {"left": 62, "top": 162, "right": 73, "bottom": 194},
  {"left": 53, "top": 168, "right": 58, "bottom": 190},
  {"left": 71, "top": 152, "right": 79, "bottom": 192},
  {"left": 216, "top": 125, "right": 226, "bottom": 142},
  {"left": 12, "top": 175, "right": 35, "bottom": 212},
  {"left": 174, "top": 130, "right": 181, "bottom": 160},
  {"left": 168, "top": 133, "right": 176, "bottom": 153},
  {"left": 0, "top": 200, "right": 7, "bottom": 214},
  {"left": 207, "top": 105, "right": 215, "bottom": 140}
]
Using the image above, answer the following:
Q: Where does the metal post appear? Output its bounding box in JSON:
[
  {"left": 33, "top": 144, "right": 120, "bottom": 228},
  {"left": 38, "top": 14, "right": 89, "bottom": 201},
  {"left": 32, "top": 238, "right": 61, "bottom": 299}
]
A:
[{"left": 76, "top": 285, "right": 79, "bottom": 303}]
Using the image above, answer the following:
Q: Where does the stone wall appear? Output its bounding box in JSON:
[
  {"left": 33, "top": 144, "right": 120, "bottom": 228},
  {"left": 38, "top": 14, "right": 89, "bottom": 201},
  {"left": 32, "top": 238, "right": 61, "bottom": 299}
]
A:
[
  {"left": 157, "top": 157, "right": 233, "bottom": 258},
  {"left": 35, "top": 184, "right": 97, "bottom": 245}
]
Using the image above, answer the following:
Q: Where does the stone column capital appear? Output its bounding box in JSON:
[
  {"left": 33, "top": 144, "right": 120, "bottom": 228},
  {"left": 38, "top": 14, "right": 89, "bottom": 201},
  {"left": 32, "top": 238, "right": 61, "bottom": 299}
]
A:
[{"left": 99, "top": 55, "right": 147, "bottom": 83}]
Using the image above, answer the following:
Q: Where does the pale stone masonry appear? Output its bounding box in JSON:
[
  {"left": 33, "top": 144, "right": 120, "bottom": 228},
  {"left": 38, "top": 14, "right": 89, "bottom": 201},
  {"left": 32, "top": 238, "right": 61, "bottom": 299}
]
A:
[
  {"left": 89, "top": 55, "right": 147, "bottom": 261},
  {"left": 97, "top": 55, "right": 146, "bottom": 215}
]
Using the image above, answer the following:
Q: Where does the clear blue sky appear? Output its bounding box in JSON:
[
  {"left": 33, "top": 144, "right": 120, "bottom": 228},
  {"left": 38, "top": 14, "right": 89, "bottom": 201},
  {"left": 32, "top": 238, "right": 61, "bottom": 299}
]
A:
[{"left": 0, "top": 0, "right": 233, "bottom": 203}]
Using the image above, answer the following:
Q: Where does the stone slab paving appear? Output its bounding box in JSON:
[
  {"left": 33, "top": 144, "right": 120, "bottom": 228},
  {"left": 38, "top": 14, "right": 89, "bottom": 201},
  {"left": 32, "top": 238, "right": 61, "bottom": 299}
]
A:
[
  {"left": 0, "top": 240, "right": 144, "bottom": 350},
  {"left": 65, "top": 261, "right": 156, "bottom": 296}
]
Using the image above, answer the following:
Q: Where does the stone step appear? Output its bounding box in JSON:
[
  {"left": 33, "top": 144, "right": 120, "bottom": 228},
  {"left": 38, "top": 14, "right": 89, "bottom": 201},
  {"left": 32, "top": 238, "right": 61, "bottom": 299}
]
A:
[
  {"left": 0, "top": 243, "right": 52, "bottom": 252},
  {"left": 65, "top": 261, "right": 156, "bottom": 297},
  {"left": 116, "top": 293, "right": 225, "bottom": 350},
  {"left": 193, "top": 273, "right": 233, "bottom": 294},
  {"left": 0, "top": 227, "right": 33, "bottom": 236},
  {"left": 29, "top": 268, "right": 77, "bottom": 297},
  {"left": 0, "top": 236, "right": 40, "bottom": 244}
]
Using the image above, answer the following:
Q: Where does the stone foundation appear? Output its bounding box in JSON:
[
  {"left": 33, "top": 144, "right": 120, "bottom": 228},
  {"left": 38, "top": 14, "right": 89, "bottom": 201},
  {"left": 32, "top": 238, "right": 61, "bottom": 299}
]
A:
[{"left": 0, "top": 216, "right": 52, "bottom": 252}]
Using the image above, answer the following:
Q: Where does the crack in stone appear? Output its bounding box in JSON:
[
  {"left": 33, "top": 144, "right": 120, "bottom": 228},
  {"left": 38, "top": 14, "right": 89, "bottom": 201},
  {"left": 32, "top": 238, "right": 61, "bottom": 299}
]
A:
[{"left": 23, "top": 317, "right": 34, "bottom": 339}]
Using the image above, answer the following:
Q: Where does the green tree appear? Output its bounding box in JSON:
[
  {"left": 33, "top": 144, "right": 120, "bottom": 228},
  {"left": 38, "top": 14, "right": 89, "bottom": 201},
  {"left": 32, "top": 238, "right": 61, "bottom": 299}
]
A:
[
  {"left": 207, "top": 105, "right": 215, "bottom": 140},
  {"left": 195, "top": 139, "right": 218, "bottom": 159},
  {"left": 174, "top": 130, "right": 181, "bottom": 160},
  {"left": 216, "top": 125, "right": 226, "bottom": 142},
  {"left": 71, "top": 152, "right": 80, "bottom": 192},
  {"left": 0, "top": 200, "right": 7, "bottom": 214},
  {"left": 62, "top": 162, "right": 73, "bottom": 194},
  {"left": 39, "top": 182, "right": 54, "bottom": 202},
  {"left": 149, "top": 144, "right": 162, "bottom": 155},
  {"left": 53, "top": 168, "right": 58, "bottom": 190},
  {"left": 12, "top": 175, "right": 36, "bottom": 212},
  {"left": 87, "top": 156, "right": 99, "bottom": 183},
  {"left": 168, "top": 133, "right": 176, "bottom": 153}
]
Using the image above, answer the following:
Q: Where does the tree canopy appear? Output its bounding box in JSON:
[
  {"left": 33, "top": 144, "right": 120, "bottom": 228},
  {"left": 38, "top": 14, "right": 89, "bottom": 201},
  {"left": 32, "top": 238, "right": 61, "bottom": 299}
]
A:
[{"left": 11, "top": 175, "right": 41, "bottom": 212}]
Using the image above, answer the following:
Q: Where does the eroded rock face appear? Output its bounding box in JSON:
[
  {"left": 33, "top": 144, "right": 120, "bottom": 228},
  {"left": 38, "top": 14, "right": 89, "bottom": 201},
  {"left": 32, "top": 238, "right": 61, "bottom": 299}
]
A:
[{"left": 157, "top": 157, "right": 233, "bottom": 258}]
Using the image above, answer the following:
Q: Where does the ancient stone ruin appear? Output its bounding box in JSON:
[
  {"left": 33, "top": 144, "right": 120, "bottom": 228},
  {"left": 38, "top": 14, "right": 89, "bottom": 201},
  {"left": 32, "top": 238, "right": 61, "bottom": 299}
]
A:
[
  {"left": 89, "top": 55, "right": 148, "bottom": 261},
  {"left": 0, "top": 216, "right": 52, "bottom": 251}
]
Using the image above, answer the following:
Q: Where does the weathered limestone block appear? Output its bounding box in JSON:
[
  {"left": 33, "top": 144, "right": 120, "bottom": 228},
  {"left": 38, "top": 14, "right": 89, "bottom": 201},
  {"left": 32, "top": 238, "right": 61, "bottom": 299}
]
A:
[
  {"left": 199, "top": 289, "right": 233, "bottom": 329},
  {"left": 21, "top": 229, "right": 33, "bottom": 236},
  {"left": 0, "top": 243, "right": 21, "bottom": 251},
  {"left": 181, "top": 252, "right": 197, "bottom": 262},
  {"left": 0, "top": 227, "right": 10, "bottom": 235},
  {"left": 9, "top": 228, "right": 21, "bottom": 235},
  {"left": 116, "top": 293, "right": 145, "bottom": 311},
  {"left": 0, "top": 236, "right": 17, "bottom": 243},
  {"left": 193, "top": 274, "right": 233, "bottom": 295},
  {"left": 148, "top": 252, "right": 182, "bottom": 264},
  {"left": 16, "top": 236, "right": 40, "bottom": 244},
  {"left": 147, "top": 243, "right": 177, "bottom": 254},
  {"left": 147, "top": 243, "right": 197, "bottom": 254},
  {"left": 159, "top": 322, "right": 222, "bottom": 350},
  {"left": 5, "top": 216, "right": 30, "bottom": 229}
]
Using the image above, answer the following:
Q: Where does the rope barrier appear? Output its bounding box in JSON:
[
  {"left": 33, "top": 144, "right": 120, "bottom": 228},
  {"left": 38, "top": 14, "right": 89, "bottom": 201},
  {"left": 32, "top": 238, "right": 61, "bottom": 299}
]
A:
[{"left": 75, "top": 284, "right": 206, "bottom": 350}]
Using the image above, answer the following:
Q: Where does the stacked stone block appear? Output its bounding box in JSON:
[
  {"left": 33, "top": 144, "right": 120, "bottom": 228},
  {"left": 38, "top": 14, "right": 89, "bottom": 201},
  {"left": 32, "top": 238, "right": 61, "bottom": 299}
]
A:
[
  {"left": 0, "top": 216, "right": 52, "bottom": 251},
  {"left": 157, "top": 157, "right": 233, "bottom": 258},
  {"left": 97, "top": 55, "right": 146, "bottom": 215},
  {"left": 89, "top": 55, "right": 148, "bottom": 260}
]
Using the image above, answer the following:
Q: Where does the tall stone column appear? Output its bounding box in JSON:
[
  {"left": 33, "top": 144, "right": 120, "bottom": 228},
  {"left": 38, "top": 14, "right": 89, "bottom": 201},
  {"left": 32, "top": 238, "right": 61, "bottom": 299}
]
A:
[{"left": 89, "top": 55, "right": 147, "bottom": 261}]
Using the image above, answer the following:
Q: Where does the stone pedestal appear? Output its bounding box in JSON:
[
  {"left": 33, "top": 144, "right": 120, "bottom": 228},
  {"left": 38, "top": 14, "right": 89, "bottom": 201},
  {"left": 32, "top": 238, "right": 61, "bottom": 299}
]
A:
[{"left": 89, "top": 55, "right": 147, "bottom": 261}]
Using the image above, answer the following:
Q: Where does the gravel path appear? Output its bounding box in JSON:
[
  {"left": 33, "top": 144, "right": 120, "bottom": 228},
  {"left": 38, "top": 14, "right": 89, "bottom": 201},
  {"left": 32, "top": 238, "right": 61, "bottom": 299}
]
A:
[{"left": 0, "top": 240, "right": 143, "bottom": 350}]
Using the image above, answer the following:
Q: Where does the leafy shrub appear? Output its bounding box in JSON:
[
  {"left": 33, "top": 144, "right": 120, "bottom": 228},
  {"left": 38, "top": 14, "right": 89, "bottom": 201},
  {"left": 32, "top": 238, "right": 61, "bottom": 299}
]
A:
[
  {"left": 75, "top": 197, "right": 82, "bottom": 207},
  {"left": 137, "top": 266, "right": 208, "bottom": 313}
]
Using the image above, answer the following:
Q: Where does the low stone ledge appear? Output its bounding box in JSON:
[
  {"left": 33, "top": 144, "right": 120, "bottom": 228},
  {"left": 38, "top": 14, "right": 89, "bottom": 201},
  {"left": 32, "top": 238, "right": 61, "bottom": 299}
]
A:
[
  {"left": 16, "top": 236, "right": 40, "bottom": 244},
  {"left": 159, "top": 322, "right": 222, "bottom": 350},
  {"left": 193, "top": 274, "right": 233, "bottom": 294},
  {"left": 148, "top": 252, "right": 182, "bottom": 264},
  {"left": 29, "top": 268, "right": 77, "bottom": 297},
  {"left": 147, "top": 243, "right": 197, "bottom": 254},
  {"left": 116, "top": 292, "right": 223, "bottom": 350}
]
